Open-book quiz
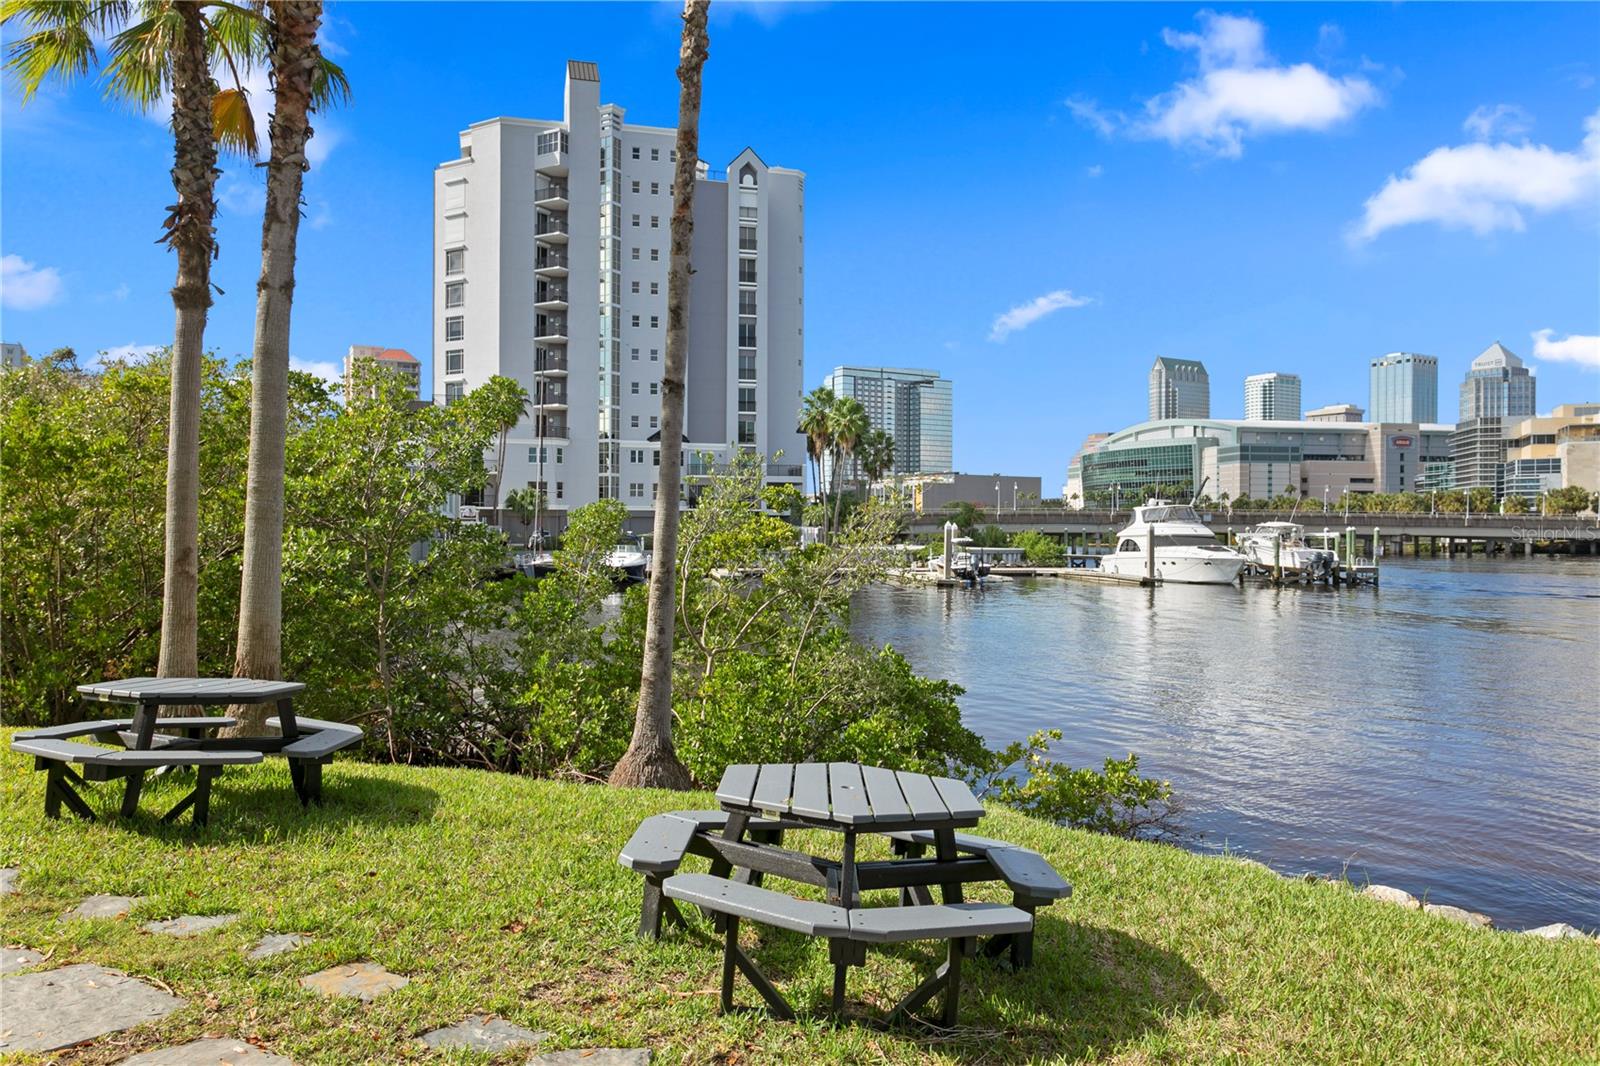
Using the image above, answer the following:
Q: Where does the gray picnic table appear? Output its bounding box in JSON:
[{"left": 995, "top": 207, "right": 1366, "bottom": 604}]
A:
[
  {"left": 9, "top": 677, "right": 362, "bottom": 826},
  {"left": 618, "top": 761, "right": 1072, "bottom": 1026}
]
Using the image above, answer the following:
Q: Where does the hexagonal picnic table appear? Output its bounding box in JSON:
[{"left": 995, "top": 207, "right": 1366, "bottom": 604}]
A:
[{"left": 9, "top": 677, "right": 362, "bottom": 826}]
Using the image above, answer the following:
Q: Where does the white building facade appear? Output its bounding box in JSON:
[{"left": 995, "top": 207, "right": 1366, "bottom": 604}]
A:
[
  {"left": 433, "top": 61, "right": 806, "bottom": 534},
  {"left": 1244, "top": 372, "right": 1301, "bottom": 421}
]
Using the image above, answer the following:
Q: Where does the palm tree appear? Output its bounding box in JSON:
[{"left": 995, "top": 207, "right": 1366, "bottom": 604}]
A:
[
  {"left": 231, "top": 1, "right": 350, "bottom": 727},
  {"left": 858, "top": 427, "right": 894, "bottom": 499},
  {"left": 609, "top": 0, "right": 708, "bottom": 790},
  {"left": 797, "top": 386, "right": 835, "bottom": 524},
  {"left": 5, "top": 0, "right": 260, "bottom": 682},
  {"left": 828, "top": 394, "right": 868, "bottom": 537}
]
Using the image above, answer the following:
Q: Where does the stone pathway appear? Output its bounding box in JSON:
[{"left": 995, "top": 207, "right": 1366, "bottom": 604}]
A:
[
  {"left": 0, "top": 866, "right": 19, "bottom": 895},
  {"left": 529, "top": 1051, "right": 650, "bottom": 1066},
  {"left": 299, "top": 961, "right": 409, "bottom": 1001},
  {"left": 1, "top": 946, "right": 45, "bottom": 974},
  {"left": 66, "top": 893, "right": 142, "bottom": 920},
  {"left": 142, "top": 914, "right": 241, "bottom": 937},
  {"left": 249, "top": 933, "right": 311, "bottom": 959},
  {"left": 418, "top": 1013, "right": 548, "bottom": 1053},
  {"left": 119, "top": 1037, "right": 295, "bottom": 1065},
  {"left": 0, "top": 962, "right": 183, "bottom": 1053}
]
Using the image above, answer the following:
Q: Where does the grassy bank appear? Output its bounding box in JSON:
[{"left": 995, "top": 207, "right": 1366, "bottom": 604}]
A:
[{"left": 1, "top": 742, "right": 1595, "bottom": 1064}]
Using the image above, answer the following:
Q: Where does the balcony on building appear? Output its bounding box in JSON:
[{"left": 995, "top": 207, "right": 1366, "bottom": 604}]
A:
[
  {"left": 532, "top": 381, "right": 568, "bottom": 409},
  {"left": 534, "top": 129, "right": 569, "bottom": 176},
  {"left": 534, "top": 348, "right": 567, "bottom": 375},
  {"left": 534, "top": 314, "right": 568, "bottom": 343},
  {"left": 534, "top": 248, "right": 568, "bottom": 277},
  {"left": 765, "top": 462, "right": 803, "bottom": 480},
  {"left": 535, "top": 213, "right": 568, "bottom": 245},
  {"left": 534, "top": 281, "right": 568, "bottom": 310},
  {"left": 534, "top": 415, "right": 569, "bottom": 440},
  {"left": 533, "top": 179, "right": 569, "bottom": 210}
]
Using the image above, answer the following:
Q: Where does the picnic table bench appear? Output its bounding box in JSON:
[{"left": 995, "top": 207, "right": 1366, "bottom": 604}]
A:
[
  {"left": 9, "top": 677, "right": 363, "bottom": 826},
  {"left": 619, "top": 761, "right": 1073, "bottom": 1028}
]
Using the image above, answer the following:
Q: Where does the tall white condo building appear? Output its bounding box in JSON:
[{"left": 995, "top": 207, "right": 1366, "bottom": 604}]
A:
[{"left": 434, "top": 61, "right": 806, "bottom": 534}]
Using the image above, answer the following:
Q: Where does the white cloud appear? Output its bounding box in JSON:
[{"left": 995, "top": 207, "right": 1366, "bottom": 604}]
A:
[
  {"left": 988, "top": 289, "right": 1094, "bottom": 342},
  {"left": 1531, "top": 329, "right": 1600, "bottom": 370},
  {"left": 1, "top": 254, "right": 65, "bottom": 310},
  {"left": 1067, "top": 12, "right": 1378, "bottom": 158},
  {"left": 1085, "top": 164, "right": 1104, "bottom": 178},
  {"left": 218, "top": 176, "right": 267, "bottom": 217},
  {"left": 1351, "top": 110, "right": 1600, "bottom": 242},
  {"left": 95, "top": 343, "right": 162, "bottom": 368},
  {"left": 306, "top": 124, "right": 342, "bottom": 168},
  {"left": 1464, "top": 104, "right": 1532, "bottom": 142},
  {"left": 291, "top": 356, "right": 343, "bottom": 387}
]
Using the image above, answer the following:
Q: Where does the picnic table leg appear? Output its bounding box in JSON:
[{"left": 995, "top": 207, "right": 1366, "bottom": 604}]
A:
[
  {"left": 289, "top": 760, "right": 310, "bottom": 807},
  {"left": 933, "top": 828, "right": 963, "bottom": 904},
  {"left": 276, "top": 697, "right": 300, "bottom": 739},
  {"left": 941, "top": 937, "right": 964, "bottom": 1028},
  {"left": 119, "top": 770, "right": 145, "bottom": 819},
  {"left": 707, "top": 812, "right": 748, "bottom": 931},
  {"left": 43, "top": 763, "right": 64, "bottom": 819},
  {"left": 637, "top": 873, "right": 685, "bottom": 941}
]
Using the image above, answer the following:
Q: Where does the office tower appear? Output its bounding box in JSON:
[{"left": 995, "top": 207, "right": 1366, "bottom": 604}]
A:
[
  {"left": 820, "top": 366, "right": 953, "bottom": 485},
  {"left": 1369, "top": 352, "right": 1438, "bottom": 424},
  {"left": 1244, "top": 372, "right": 1302, "bottom": 421},
  {"left": 1459, "top": 342, "right": 1536, "bottom": 421},
  {"left": 1149, "top": 357, "right": 1209, "bottom": 420},
  {"left": 433, "top": 61, "right": 806, "bottom": 532}
]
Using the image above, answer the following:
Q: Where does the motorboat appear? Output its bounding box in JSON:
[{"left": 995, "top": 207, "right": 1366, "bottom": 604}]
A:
[
  {"left": 931, "top": 550, "right": 989, "bottom": 582},
  {"left": 604, "top": 540, "right": 648, "bottom": 582},
  {"left": 1238, "top": 521, "right": 1337, "bottom": 578},
  {"left": 1098, "top": 500, "right": 1246, "bottom": 585}
]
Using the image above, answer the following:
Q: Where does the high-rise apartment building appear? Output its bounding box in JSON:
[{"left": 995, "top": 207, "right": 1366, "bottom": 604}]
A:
[
  {"left": 819, "top": 366, "right": 952, "bottom": 486},
  {"left": 1148, "top": 357, "right": 1209, "bottom": 420},
  {"left": 1459, "top": 342, "right": 1536, "bottom": 421},
  {"left": 345, "top": 345, "right": 421, "bottom": 400},
  {"left": 1369, "top": 353, "right": 1438, "bottom": 424},
  {"left": 1, "top": 342, "right": 27, "bottom": 368},
  {"left": 433, "top": 61, "right": 806, "bottom": 534},
  {"left": 1244, "top": 372, "right": 1302, "bottom": 421}
]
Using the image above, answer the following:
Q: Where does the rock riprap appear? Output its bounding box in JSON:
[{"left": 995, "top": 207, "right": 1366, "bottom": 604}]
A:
[
  {"left": 1360, "top": 884, "right": 1421, "bottom": 909},
  {"left": 1423, "top": 903, "right": 1493, "bottom": 928},
  {"left": 299, "top": 961, "right": 409, "bottom": 1001},
  {"left": 249, "top": 933, "right": 311, "bottom": 959},
  {"left": 67, "top": 894, "right": 141, "bottom": 920},
  {"left": 142, "top": 914, "right": 241, "bottom": 937},
  {"left": 118, "top": 1038, "right": 295, "bottom": 1064},
  {"left": 1523, "top": 922, "right": 1592, "bottom": 940},
  {"left": 1, "top": 946, "right": 45, "bottom": 974},
  {"left": 418, "top": 1014, "right": 549, "bottom": 1052},
  {"left": 0, "top": 963, "right": 183, "bottom": 1053}
]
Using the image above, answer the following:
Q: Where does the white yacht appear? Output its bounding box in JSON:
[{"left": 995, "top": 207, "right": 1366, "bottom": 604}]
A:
[
  {"left": 1238, "top": 521, "right": 1337, "bottom": 578},
  {"left": 1098, "top": 500, "right": 1246, "bottom": 585},
  {"left": 604, "top": 540, "right": 649, "bottom": 582}
]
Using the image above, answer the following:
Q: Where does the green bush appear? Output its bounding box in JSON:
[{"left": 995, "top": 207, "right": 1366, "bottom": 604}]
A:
[{"left": 973, "top": 730, "right": 1180, "bottom": 839}]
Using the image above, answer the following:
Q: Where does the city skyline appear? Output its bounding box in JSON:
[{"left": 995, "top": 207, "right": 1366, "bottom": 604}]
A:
[{"left": 3, "top": 4, "right": 1597, "bottom": 480}]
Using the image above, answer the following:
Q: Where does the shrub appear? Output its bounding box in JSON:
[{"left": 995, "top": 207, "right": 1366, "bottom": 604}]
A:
[{"left": 973, "top": 730, "right": 1181, "bottom": 839}]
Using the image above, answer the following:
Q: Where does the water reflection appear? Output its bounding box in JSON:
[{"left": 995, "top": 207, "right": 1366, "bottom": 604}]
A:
[{"left": 852, "top": 557, "right": 1600, "bottom": 930}]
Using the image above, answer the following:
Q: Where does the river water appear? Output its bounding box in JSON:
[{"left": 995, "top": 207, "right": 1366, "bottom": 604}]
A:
[{"left": 850, "top": 556, "right": 1600, "bottom": 931}]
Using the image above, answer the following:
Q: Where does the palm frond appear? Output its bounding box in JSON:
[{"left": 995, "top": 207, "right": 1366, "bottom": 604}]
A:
[
  {"left": 211, "top": 83, "right": 257, "bottom": 157},
  {"left": 311, "top": 54, "right": 350, "bottom": 110},
  {"left": 0, "top": 0, "right": 131, "bottom": 102},
  {"left": 102, "top": 8, "right": 183, "bottom": 109}
]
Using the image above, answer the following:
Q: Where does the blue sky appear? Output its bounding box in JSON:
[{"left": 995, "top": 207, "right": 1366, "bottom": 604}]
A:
[{"left": 3, "top": 2, "right": 1598, "bottom": 485}]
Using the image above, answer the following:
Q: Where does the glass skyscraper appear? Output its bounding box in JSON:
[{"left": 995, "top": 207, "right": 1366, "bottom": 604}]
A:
[
  {"left": 1459, "top": 342, "right": 1536, "bottom": 421},
  {"left": 821, "top": 365, "right": 953, "bottom": 484},
  {"left": 1148, "top": 357, "right": 1209, "bottom": 420},
  {"left": 1369, "top": 353, "right": 1439, "bottom": 424}
]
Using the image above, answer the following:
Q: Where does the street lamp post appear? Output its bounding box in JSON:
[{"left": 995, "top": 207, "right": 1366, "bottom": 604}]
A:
[
  {"left": 1013, "top": 481, "right": 1018, "bottom": 512},
  {"left": 995, "top": 479, "right": 1001, "bottom": 513}
]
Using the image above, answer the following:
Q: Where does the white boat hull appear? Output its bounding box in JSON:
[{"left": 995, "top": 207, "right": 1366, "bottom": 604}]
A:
[
  {"left": 1241, "top": 544, "right": 1336, "bottom": 573},
  {"left": 1100, "top": 550, "right": 1245, "bottom": 585}
]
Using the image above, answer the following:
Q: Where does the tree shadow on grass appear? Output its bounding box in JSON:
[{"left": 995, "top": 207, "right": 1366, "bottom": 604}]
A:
[
  {"left": 20, "top": 760, "right": 439, "bottom": 845},
  {"left": 666, "top": 912, "right": 1218, "bottom": 1060}
]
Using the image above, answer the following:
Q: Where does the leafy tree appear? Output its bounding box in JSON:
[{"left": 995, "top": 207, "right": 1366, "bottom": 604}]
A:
[
  {"left": 4, "top": 0, "right": 262, "bottom": 681},
  {"left": 797, "top": 385, "right": 835, "bottom": 520},
  {"left": 827, "top": 394, "right": 869, "bottom": 538},
  {"left": 946, "top": 500, "right": 984, "bottom": 535},
  {"left": 1012, "top": 530, "right": 1064, "bottom": 565},
  {"left": 973, "top": 730, "right": 1180, "bottom": 840},
  {"left": 611, "top": 0, "right": 707, "bottom": 790}
]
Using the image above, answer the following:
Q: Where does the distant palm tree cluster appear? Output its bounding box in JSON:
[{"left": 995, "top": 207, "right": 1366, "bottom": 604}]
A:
[{"left": 797, "top": 387, "right": 895, "bottom": 538}]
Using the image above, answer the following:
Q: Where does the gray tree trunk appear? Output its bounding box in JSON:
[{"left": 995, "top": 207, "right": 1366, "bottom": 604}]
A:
[
  {"left": 232, "top": 0, "right": 323, "bottom": 734},
  {"left": 156, "top": 4, "right": 220, "bottom": 684},
  {"left": 610, "top": 0, "right": 708, "bottom": 790}
]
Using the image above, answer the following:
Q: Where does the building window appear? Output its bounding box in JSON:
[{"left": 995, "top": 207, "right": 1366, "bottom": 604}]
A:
[
  {"left": 650, "top": 148, "right": 660, "bottom": 161},
  {"left": 739, "top": 259, "right": 757, "bottom": 284},
  {"left": 650, "top": 416, "right": 659, "bottom": 429},
  {"left": 631, "top": 180, "right": 640, "bottom": 193},
  {"left": 738, "top": 417, "right": 756, "bottom": 444},
  {"left": 739, "top": 205, "right": 758, "bottom": 220},
  {"left": 631, "top": 315, "right": 640, "bottom": 327},
  {"left": 650, "top": 348, "right": 659, "bottom": 360},
  {"left": 650, "top": 316, "right": 659, "bottom": 328},
  {"left": 738, "top": 387, "right": 756, "bottom": 413},
  {"left": 446, "top": 349, "right": 464, "bottom": 375},
  {"left": 631, "top": 347, "right": 640, "bottom": 360},
  {"left": 650, "top": 248, "right": 660, "bottom": 262},
  {"left": 445, "top": 248, "right": 464, "bottom": 275},
  {"left": 650, "top": 182, "right": 660, "bottom": 195},
  {"left": 445, "top": 281, "right": 464, "bottom": 308},
  {"left": 631, "top": 214, "right": 640, "bottom": 227},
  {"left": 738, "top": 291, "right": 757, "bottom": 315},
  {"left": 650, "top": 215, "right": 659, "bottom": 228},
  {"left": 650, "top": 282, "right": 659, "bottom": 295},
  {"left": 445, "top": 382, "right": 464, "bottom": 405},
  {"left": 652, "top": 450, "right": 660, "bottom": 466},
  {"left": 632, "top": 146, "right": 640, "bottom": 159},
  {"left": 738, "top": 322, "right": 758, "bottom": 348},
  {"left": 631, "top": 281, "right": 640, "bottom": 294},
  {"left": 631, "top": 415, "right": 640, "bottom": 428},
  {"left": 669, "top": 149, "right": 676, "bottom": 162},
  {"left": 445, "top": 316, "right": 464, "bottom": 342},
  {"left": 631, "top": 247, "right": 640, "bottom": 260},
  {"left": 738, "top": 352, "right": 756, "bottom": 381},
  {"left": 650, "top": 382, "right": 659, "bottom": 395},
  {"left": 739, "top": 226, "right": 757, "bottom": 251},
  {"left": 556, "top": 481, "right": 564, "bottom": 499},
  {"left": 630, "top": 482, "right": 644, "bottom": 499}
]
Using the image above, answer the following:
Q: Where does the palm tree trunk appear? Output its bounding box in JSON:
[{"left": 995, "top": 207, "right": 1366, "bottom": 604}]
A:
[
  {"left": 156, "top": 4, "right": 220, "bottom": 684},
  {"left": 609, "top": 0, "right": 708, "bottom": 790},
  {"left": 232, "top": 0, "right": 323, "bottom": 733}
]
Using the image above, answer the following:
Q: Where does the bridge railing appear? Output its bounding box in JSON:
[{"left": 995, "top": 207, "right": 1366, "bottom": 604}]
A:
[{"left": 899, "top": 507, "right": 1599, "bottom": 531}]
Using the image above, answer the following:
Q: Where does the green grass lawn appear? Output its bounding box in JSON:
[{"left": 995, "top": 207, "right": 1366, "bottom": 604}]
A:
[{"left": 1, "top": 738, "right": 1596, "bottom": 1065}]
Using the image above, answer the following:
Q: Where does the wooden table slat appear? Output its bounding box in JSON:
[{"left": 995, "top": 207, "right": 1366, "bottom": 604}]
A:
[
  {"left": 716, "top": 763, "right": 761, "bottom": 807},
  {"left": 894, "top": 771, "right": 951, "bottom": 822},
  {"left": 80, "top": 677, "right": 306, "bottom": 703},
  {"left": 826, "top": 762, "right": 873, "bottom": 824},
  {"left": 790, "top": 762, "right": 831, "bottom": 819},
  {"left": 752, "top": 763, "right": 796, "bottom": 813},
  {"left": 860, "top": 764, "right": 911, "bottom": 821},
  {"left": 931, "top": 774, "right": 985, "bottom": 820}
]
